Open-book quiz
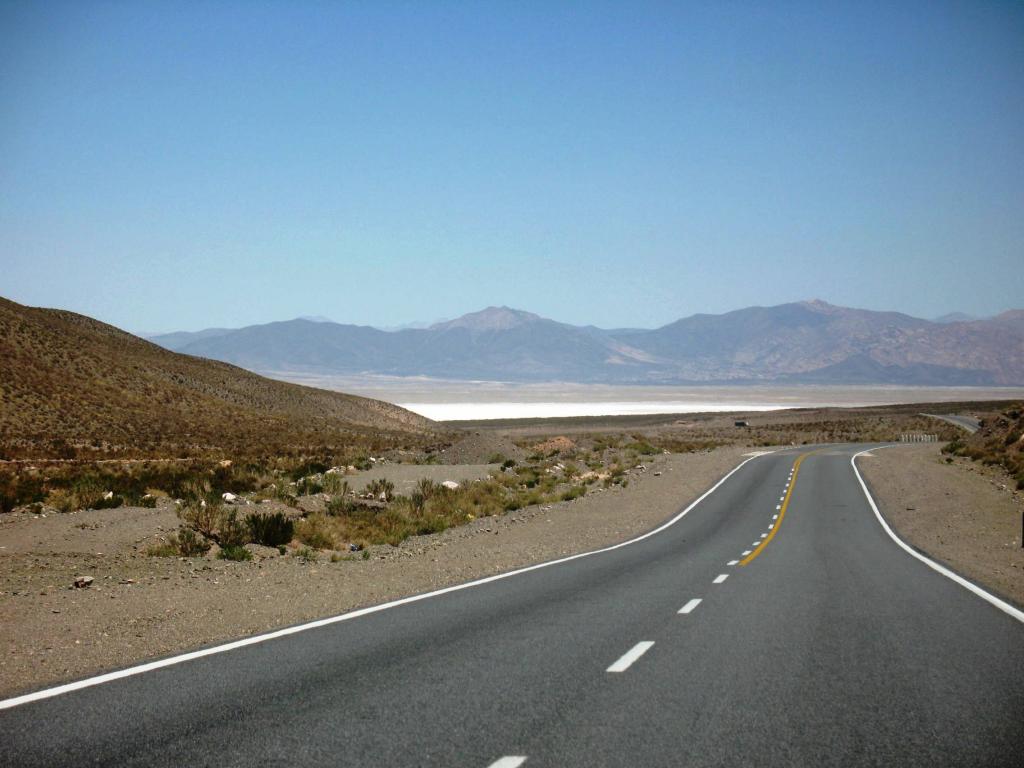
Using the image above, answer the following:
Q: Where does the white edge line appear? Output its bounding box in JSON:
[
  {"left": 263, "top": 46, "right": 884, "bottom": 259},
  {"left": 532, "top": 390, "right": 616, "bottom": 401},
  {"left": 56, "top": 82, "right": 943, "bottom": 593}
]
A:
[
  {"left": 488, "top": 758, "right": 527, "bottom": 768},
  {"left": 0, "top": 453, "right": 772, "bottom": 710},
  {"left": 851, "top": 447, "right": 1024, "bottom": 625},
  {"left": 607, "top": 641, "right": 655, "bottom": 672}
]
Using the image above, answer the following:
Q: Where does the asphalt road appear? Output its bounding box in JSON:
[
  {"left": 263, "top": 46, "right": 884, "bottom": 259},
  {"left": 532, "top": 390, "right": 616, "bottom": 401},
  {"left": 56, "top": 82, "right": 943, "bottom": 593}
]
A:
[
  {"left": 3, "top": 445, "right": 1023, "bottom": 767},
  {"left": 922, "top": 412, "right": 982, "bottom": 433}
]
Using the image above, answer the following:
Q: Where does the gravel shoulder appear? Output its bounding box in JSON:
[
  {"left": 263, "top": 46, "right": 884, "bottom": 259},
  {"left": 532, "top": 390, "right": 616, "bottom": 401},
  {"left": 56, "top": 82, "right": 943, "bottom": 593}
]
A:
[
  {"left": 0, "top": 446, "right": 748, "bottom": 698},
  {"left": 858, "top": 444, "right": 1024, "bottom": 607}
]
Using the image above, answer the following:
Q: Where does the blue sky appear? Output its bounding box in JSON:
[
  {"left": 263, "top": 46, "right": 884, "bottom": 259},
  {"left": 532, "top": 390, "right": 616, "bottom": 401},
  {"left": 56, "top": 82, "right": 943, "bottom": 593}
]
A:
[{"left": 1, "top": 1, "right": 1022, "bottom": 333}]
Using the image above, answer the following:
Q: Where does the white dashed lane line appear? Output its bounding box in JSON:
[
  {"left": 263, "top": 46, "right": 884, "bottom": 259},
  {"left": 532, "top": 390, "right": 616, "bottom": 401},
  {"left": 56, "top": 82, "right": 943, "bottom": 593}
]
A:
[
  {"left": 488, "top": 758, "right": 527, "bottom": 768},
  {"left": 727, "top": 559, "right": 739, "bottom": 566},
  {"left": 679, "top": 599, "right": 702, "bottom": 614},
  {"left": 607, "top": 641, "right": 655, "bottom": 673},
  {"left": 742, "top": 550, "right": 751, "bottom": 556},
  {"left": 713, "top": 574, "right": 729, "bottom": 584}
]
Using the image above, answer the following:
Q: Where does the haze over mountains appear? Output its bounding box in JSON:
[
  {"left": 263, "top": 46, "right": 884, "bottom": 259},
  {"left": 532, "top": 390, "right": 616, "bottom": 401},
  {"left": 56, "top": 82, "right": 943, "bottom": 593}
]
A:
[{"left": 150, "top": 300, "right": 1024, "bottom": 386}]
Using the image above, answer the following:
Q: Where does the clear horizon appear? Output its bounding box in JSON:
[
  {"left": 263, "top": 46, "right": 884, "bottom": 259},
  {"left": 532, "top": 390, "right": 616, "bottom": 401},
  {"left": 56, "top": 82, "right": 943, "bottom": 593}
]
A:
[{"left": 3, "top": 1, "right": 1023, "bottom": 333}]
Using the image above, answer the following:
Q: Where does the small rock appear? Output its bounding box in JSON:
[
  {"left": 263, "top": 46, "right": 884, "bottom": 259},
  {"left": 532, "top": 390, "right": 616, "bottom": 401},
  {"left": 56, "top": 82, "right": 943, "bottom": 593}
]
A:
[{"left": 73, "top": 576, "right": 94, "bottom": 589}]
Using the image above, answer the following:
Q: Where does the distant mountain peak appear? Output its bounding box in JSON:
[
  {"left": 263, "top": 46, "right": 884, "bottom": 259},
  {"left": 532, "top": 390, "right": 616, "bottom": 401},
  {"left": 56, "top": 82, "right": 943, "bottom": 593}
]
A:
[
  {"left": 296, "top": 315, "right": 334, "bottom": 323},
  {"left": 799, "top": 299, "right": 836, "bottom": 311},
  {"left": 430, "top": 306, "right": 543, "bottom": 332}
]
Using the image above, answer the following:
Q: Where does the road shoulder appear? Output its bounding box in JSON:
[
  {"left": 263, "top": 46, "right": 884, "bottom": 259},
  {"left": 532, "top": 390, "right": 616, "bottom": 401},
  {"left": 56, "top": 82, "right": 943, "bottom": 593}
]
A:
[
  {"left": 0, "top": 446, "right": 749, "bottom": 698},
  {"left": 857, "top": 444, "right": 1024, "bottom": 607}
]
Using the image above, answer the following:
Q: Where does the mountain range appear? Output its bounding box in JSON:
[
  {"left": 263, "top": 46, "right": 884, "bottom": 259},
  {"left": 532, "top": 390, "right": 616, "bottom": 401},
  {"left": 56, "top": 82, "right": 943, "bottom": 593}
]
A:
[{"left": 149, "top": 301, "right": 1024, "bottom": 386}]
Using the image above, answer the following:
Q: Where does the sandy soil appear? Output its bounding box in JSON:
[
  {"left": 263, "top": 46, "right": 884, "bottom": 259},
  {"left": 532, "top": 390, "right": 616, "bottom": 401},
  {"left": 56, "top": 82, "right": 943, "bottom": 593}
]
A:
[
  {"left": 0, "top": 446, "right": 748, "bottom": 698},
  {"left": 858, "top": 444, "right": 1024, "bottom": 607}
]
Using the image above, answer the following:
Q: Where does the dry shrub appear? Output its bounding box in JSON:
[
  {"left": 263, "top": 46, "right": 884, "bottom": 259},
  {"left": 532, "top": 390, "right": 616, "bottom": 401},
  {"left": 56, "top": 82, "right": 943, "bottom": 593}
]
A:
[{"left": 295, "top": 513, "right": 336, "bottom": 549}]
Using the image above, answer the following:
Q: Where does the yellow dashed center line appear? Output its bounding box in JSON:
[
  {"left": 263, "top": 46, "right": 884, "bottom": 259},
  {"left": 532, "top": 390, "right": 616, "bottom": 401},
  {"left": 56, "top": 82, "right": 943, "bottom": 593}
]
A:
[{"left": 740, "top": 452, "right": 810, "bottom": 566}]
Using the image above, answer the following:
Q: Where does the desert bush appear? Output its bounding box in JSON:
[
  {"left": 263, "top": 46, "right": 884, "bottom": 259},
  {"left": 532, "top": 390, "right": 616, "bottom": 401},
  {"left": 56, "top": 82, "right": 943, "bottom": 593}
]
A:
[
  {"left": 294, "top": 476, "right": 324, "bottom": 495},
  {"left": 415, "top": 514, "right": 449, "bottom": 535},
  {"left": 409, "top": 490, "right": 427, "bottom": 515},
  {"left": 146, "top": 542, "right": 178, "bottom": 557},
  {"left": 294, "top": 546, "right": 317, "bottom": 562},
  {"left": 0, "top": 471, "right": 45, "bottom": 513},
  {"left": 179, "top": 499, "right": 222, "bottom": 540},
  {"left": 147, "top": 526, "right": 211, "bottom": 557},
  {"left": 366, "top": 478, "right": 395, "bottom": 502},
  {"left": 560, "top": 485, "right": 586, "bottom": 502},
  {"left": 322, "top": 473, "right": 350, "bottom": 495},
  {"left": 326, "top": 494, "right": 357, "bottom": 516},
  {"left": 45, "top": 488, "right": 77, "bottom": 513},
  {"left": 247, "top": 512, "right": 294, "bottom": 547},
  {"left": 295, "top": 513, "right": 336, "bottom": 549},
  {"left": 176, "top": 526, "right": 212, "bottom": 556},
  {"left": 178, "top": 500, "right": 249, "bottom": 547},
  {"left": 91, "top": 493, "right": 124, "bottom": 510},
  {"left": 218, "top": 510, "right": 249, "bottom": 548},
  {"left": 415, "top": 478, "right": 439, "bottom": 499},
  {"left": 625, "top": 441, "right": 658, "bottom": 456},
  {"left": 217, "top": 544, "right": 252, "bottom": 561}
]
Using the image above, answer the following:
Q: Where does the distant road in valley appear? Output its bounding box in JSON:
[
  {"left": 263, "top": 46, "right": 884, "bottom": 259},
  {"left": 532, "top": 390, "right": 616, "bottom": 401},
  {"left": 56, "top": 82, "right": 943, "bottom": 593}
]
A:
[
  {"left": 922, "top": 413, "right": 982, "bottom": 433},
  {"left": 3, "top": 445, "right": 1022, "bottom": 767}
]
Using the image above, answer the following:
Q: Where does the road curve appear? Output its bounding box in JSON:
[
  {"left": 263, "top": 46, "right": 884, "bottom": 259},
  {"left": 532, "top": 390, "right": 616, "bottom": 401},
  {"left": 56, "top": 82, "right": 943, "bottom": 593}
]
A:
[
  {"left": 922, "top": 412, "right": 981, "bottom": 433},
  {"left": 2, "top": 445, "right": 1022, "bottom": 767}
]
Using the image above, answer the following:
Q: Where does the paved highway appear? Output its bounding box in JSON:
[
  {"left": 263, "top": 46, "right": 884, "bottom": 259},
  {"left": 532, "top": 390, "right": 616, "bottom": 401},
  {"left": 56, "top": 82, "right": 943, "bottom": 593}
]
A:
[
  {"left": 2, "top": 445, "right": 1022, "bottom": 767},
  {"left": 922, "top": 412, "right": 981, "bottom": 433}
]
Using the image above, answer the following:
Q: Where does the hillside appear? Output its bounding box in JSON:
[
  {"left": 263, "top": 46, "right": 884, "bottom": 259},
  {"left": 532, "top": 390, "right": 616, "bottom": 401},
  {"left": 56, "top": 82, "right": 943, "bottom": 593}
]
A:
[
  {"left": 0, "top": 297, "right": 436, "bottom": 459},
  {"left": 944, "top": 403, "right": 1024, "bottom": 490},
  {"left": 150, "top": 301, "right": 1024, "bottom": 385}
]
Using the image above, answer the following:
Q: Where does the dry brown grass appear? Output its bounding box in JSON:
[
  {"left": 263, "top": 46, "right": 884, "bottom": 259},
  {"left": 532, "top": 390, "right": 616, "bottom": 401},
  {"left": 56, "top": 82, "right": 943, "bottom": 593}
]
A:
[{"left": 0, "top": 296, "right": 444, "bottom": 461}]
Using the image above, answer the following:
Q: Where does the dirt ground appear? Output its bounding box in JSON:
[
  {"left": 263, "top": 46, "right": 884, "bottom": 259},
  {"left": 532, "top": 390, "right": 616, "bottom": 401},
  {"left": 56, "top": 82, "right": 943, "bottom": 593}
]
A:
[
  {"left": 0, "top": 446, "right": 748, "bottom": 698},
  {"left": 859, "top": 444, "right": 1024, "bottom": 607}
]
